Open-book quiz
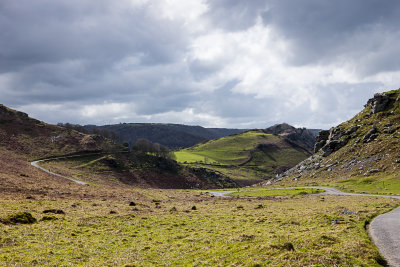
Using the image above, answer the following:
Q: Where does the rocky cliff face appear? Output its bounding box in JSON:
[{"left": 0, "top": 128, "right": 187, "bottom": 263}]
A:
[{"left": 266, "top": 89, "right": 400, "bottom": 184}]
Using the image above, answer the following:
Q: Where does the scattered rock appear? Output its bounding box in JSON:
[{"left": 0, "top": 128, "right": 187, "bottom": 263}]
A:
[
  {"left": 170, "top": 207, "right": 177, "bottom": 212},
  {"left": 341, "top": 209, "right": 357, "bottom": 215},
  {"left": 331, "top": 220, "right": 340, "bottom": 225},
  {"left": 345, "top": 125, "right": 360, "bottom": 135},
  {"left": 109, "top": 210, "right": 117, "bottom": 214},
  {"left": 129, "top": 202, "right": 136, "bottom": 206},
  {"left": 364, "top": 169, "right": 380, "bottom": 176},
  {"left": 363, "top": 125, "right": 379, "bottom": 143}
]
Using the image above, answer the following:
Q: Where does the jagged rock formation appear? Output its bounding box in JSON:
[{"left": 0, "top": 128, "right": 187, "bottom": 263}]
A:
[
  {"left": 266, "top": 89, "right": 400, "bottom": 184},
  {"left": 264, "top": 123, "right": 318, "bottom": 153},
  {"left": 366, "top": 93, "right": 390, "bottom": 114}
]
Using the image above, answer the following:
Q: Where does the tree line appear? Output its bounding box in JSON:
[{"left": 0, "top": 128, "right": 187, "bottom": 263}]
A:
[
  {"left": 57, "top": 123, "right": 175, "bottom": 160},
  {"left": 131, "top": 138, "right": 176, "bottom": 160}
]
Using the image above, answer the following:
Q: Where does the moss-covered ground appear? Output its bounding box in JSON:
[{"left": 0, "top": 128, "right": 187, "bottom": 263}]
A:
[{"left": 1, "top": 192, "right": 398, "bottom": 266}]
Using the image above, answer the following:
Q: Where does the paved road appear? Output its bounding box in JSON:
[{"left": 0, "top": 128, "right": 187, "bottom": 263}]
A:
[
  {"left": 205, "top": 186, "right": 400, "bottom": 266},
  {"left": 31, "top": 157, "right": 87, "bottom": 185},
  {"left": 370, "top": 207, "right": 400, "bottom": 267}
]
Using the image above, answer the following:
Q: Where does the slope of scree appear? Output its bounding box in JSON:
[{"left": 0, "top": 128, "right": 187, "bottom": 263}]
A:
[{"left": 268, "top": 89, "right": 400, "bottom": 185}]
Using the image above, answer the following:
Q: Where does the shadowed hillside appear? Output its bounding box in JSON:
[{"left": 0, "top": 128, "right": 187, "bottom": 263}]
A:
[{"left": 86, "top": 123, "right": 246, "bottom": 149}]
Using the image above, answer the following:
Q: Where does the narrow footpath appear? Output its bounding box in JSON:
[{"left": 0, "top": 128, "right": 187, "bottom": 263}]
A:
[{"left": 31, "top": 157, "right": 87, "bottom": 185}]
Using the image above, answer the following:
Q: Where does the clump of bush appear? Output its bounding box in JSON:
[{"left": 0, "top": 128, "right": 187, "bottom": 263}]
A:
[
  {"left": 1, "top": 212, "right": 37, "bottom": 224},
  {"left": 41, "top": 216, "right": 58, "bottom": 221},
  {"left": 271, "top": 242, "right": 295, "bottom": 251},
  {"left": 43, "top": 209, "right": 65, "bottom": 214}
]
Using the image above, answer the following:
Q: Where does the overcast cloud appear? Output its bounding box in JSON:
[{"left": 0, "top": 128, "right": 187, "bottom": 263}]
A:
[{"left": 1, "top": 0, "right": 399, "bottom": 129}]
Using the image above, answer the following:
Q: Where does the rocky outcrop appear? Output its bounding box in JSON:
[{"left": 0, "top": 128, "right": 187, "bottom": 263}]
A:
[
  {"left": 313, "top": 127, "right": 352, "bottom": 157},
  {"left": 365, "top": 93, "right": 390, "bottom": 114},
  {"left": 314, "top": 130, "right": 329, "bottom": 153},
  {"left": 264, "top": 123, "right": 317, "bottom": 153},
  {"left": 362, "top": 125, "right": 379, "bottom": 143},
  {"left": 262, "top": 88, "right": 400, "bottom": 186}
]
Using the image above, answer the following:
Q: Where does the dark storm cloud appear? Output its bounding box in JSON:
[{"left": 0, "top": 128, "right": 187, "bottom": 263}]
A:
[
  {"left": 0, "top": 0, "right": 185, "bottom": 72},
  {"left": 0, "top": 0, "right": 193, "bottom": 114},
  {"left": 261, "top": 0, "right": 400, "bottom": 73},
  {"left": 0, "top": 0, "right": 399, "bottom": 128}
]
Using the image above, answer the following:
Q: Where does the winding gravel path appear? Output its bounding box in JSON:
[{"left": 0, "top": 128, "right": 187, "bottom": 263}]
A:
[
  {"left": 205, "top": 186, "right": 400, "bottom": 266},
  {"left": 31, "top": 157, "right": 88, "bottom": 185}
]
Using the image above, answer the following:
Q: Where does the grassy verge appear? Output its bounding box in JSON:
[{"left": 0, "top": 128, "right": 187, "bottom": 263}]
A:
[
  {"left": 227, "top": 188, "right": 325, "bottom": 197},
  {"left": 329, "top": 174, "right": 400, "bottom": 196},
  {"left": 1, "top": 194, "right": 398, "bottom": 266}
]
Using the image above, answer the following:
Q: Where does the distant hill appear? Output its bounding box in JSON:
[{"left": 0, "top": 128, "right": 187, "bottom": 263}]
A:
[
  {"left": 271, "top": 88, "right": 400, "bottom": 193},
  {"left": 175, "top": 124, "right": 315, "bottom": 186},
  {"left": 86, "top": 123, "right": 246, "bottom": 149}
]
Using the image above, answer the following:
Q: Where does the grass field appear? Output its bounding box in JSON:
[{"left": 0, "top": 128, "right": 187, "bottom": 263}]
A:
[
  {"left": 174, "top": 151, "right": 220, "bottom": 164},
  {"left": 227, "top": 188, "right": 325, "bottom": 197},
  {"left": 176, "top": 131, "right": 280, "bottom": 165},
  {"left": 0, "top": 193, "right": 397, "bottom": 266},
  {"left": 330, "top": 174, "right": 400, "bottom": 196}
]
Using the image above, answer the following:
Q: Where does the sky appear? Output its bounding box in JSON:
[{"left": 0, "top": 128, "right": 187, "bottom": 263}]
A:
[{"left": 1, "top": 0, "right": 400, "bottom": 129}]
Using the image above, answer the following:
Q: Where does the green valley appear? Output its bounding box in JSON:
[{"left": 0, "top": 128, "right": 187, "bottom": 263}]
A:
[{"left": 176, "top": 129, "right": 313, "bottom": 185}]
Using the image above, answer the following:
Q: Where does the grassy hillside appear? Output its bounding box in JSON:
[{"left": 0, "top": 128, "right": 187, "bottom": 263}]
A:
[
  {"left": 176, "top": 129, "right": 311, "bottom": 185},
  {"left": 0, "top": 104, "right": 113, "bottom": 159},
  {"left": 270, "top": 89, "right": 400, "bottom": 195},
  {"left": 0, "top": 104, "right": 236, "bottom": 190}
]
